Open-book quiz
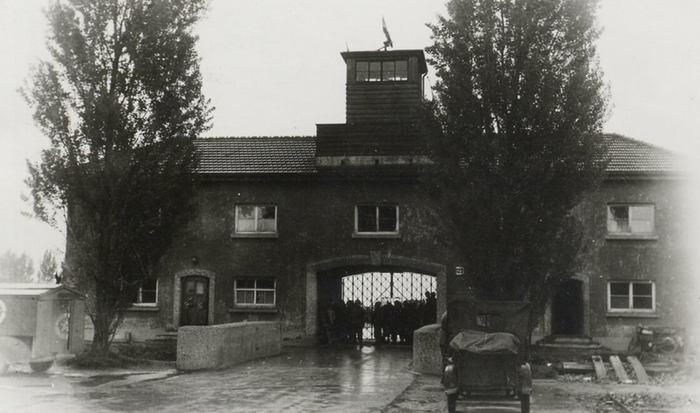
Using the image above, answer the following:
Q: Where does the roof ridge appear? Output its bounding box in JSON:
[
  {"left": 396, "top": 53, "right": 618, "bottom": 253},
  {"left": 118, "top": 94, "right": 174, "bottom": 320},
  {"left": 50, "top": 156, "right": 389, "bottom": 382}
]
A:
[
  {"left": 197, "top": 136, "right": 316, "bottom": 140},
  {"left": 604, "top": 133, "right": 678, "bottom": 154}
]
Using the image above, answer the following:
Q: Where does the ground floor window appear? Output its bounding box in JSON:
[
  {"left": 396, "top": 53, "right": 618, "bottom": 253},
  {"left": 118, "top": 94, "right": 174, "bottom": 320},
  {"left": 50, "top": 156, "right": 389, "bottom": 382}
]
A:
[
  {"left": 132, "top": 278, "right": 158, "bottom": 307},
  {"left": 235, "top": 278, "right": 276, "bottom": 307},
  {"left": 608, "top": 280, "right": 655, "bottom": 312}
]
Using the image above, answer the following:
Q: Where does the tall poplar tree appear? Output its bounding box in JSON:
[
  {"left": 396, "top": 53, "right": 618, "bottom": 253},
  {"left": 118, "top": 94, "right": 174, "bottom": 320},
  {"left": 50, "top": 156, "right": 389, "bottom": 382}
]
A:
[
  {"left": 423, "top": 0, "right": 609, "bottom": 317},
  {"left": 23, "top": 0, "right": 212, "bottom": 356}
]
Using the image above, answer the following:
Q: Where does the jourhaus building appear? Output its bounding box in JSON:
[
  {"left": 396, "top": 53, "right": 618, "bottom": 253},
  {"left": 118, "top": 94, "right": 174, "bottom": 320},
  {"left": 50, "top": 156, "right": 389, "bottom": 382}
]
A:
[{"left": 105, "top": 48, "right": 692, "bottom": 352}]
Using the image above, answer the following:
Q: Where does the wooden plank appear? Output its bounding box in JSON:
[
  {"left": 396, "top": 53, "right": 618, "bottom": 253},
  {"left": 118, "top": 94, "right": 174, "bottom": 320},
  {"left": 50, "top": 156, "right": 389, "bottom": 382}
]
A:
[
  {"left": 561, "top": 361, "right": 594, "bottom": 373},
  {"left": 627, "top": 356, "right": 649, "bottom": 384},
  {"left": 592, "top": 355, "right": 607, "bottom": 380},
  {"left": 644, "top": 364, "right": 678, "bottom": 373},
  {"left": 610, "top": 355, "right": 633, "bottom": 383}
]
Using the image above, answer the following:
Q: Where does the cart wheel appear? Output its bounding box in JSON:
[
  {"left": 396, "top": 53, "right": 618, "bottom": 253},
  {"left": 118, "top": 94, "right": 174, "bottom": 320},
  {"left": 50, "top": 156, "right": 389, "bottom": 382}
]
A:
[
  {"left": 447, "top": 393, "right": 458, "bottom": 413},
  {"left": 30, "top": 360, "right": 53, "bottom": 373},
  {"left": 657, "top": 336, "right": 679, "bottom": 353},
  {"left": 0, "top": 353, "right": 8, "bottom": 375},
  {"left": 519, "top": 394, "right": 530, "bottom": 413}
]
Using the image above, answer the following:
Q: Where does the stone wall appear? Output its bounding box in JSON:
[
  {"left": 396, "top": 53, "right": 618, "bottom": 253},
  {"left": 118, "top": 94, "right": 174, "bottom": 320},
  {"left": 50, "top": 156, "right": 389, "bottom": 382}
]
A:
[
  {"left": 412, "top": 324, "right": 442, "bottom": 375},
  {"left": 177, "top": 321, "right": 281, "bottom": 370}
]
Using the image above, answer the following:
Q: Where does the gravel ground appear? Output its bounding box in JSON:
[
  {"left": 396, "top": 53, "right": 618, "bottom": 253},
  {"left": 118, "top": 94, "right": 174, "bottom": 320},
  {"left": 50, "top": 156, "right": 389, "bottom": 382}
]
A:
[
  {"left": 381, "top": 357, "right": 700, "bottom": 413},
  {"left": 574, "top": 393, "right": 700, "bottom": 413},
  {"left": 555, "top": 358, "right": 700, "bottom": 413},
  {"left": 381, "top": 373, "right": 446, "bottom": 413}
]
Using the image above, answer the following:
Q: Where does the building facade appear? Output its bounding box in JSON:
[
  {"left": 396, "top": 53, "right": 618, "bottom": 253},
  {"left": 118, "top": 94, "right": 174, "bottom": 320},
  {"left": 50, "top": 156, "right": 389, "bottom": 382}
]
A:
[{"left": 111, "top": 49, "right": 692, "bottom": 351}]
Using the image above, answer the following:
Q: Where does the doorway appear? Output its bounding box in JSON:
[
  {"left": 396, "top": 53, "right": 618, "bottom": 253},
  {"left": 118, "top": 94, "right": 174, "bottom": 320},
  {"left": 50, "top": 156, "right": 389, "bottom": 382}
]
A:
[
  {"left": 552, "top": 279, "right": 584, "bottom": 335},
  {"left": 180, "top": 275, "right": 209, "bottom": 326}
]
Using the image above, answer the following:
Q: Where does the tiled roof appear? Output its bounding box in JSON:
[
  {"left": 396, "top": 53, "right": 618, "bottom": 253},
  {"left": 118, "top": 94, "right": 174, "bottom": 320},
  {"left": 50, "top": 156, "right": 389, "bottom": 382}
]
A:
[
  {"left": 604, "top": 134, "right": 685, "bottom": 174},
  {"left": 194, "top": 134, "right": 684, "bottom": 176},
  {"left": 195, "top": 137, "right": 316, "bottom": 174}
]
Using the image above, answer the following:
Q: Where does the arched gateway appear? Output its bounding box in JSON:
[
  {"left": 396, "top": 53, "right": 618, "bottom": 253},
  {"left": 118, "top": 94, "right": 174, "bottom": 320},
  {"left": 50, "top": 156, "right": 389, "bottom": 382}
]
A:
[{"left": 305, "top": 255, "right": 446, "bottom": 340}]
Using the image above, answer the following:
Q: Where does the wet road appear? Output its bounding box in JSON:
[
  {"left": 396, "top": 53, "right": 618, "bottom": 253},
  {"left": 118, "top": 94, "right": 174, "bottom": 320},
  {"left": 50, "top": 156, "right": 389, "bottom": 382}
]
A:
[
  {"left": 4, "top": 344, "right": 667, "bottom": 412},
  {"left": 0, "top": 345, "right": 415, "bottom": 412}
]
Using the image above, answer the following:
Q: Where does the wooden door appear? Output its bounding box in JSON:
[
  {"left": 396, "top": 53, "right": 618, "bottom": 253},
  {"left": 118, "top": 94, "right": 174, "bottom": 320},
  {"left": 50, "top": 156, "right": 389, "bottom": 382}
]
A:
[{"left": 180, "top": 276, "right": 208, "bottom": 326}]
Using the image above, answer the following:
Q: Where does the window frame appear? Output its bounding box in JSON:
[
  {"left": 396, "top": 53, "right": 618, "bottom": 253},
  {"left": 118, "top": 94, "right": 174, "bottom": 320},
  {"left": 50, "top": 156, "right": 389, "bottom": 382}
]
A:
[
  {"left": 607, "top": 280, "right": 656, "bottom": 313},
  {"left": 606, "top": 203, "right": 656, "bottom": 238},
  {"left": 234, "top": 278, "right": 277, "bottom": 308},
  {"left": 132, "top": 278, "right": 158, "bottom": 307},
  {"left": 234, "top": 204, "right": 278, "bottom": 237},
  {"left": 354, "top": 204, "right": 400, "bottom": 236},
  {"left": 355, "top": 60, "right": 409, "bottom": 82}
]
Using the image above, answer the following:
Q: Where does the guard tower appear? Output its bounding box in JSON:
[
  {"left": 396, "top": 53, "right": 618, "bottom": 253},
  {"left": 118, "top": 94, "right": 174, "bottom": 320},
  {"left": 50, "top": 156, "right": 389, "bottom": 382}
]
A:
[{"left": 316, "top": 49, "right": 429, "bottom": 167}]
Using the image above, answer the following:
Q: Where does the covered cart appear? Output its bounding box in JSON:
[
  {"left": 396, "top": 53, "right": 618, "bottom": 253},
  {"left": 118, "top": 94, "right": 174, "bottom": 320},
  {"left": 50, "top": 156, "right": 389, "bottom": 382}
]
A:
[
  {"left": 442, "top": 301, "right": 532, "bottom": 413},
  {"left": 0, "top": 284, "right": 85, "bottom": 374}
]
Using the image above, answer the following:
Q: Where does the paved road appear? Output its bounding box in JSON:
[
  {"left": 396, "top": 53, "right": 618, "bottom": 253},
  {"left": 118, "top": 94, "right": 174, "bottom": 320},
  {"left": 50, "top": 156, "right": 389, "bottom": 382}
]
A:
[
  {"left": 1, "top": 346, "right": 416, "bottom": 412},
  {"left": 0, "top": 344, "right": 656, "bottom": 412}
]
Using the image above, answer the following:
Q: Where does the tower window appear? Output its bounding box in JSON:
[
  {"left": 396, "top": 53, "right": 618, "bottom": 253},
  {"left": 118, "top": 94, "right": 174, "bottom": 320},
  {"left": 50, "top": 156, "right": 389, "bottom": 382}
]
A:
[{"left": 356, "top": 60, "right": 408, "bottom": 82}]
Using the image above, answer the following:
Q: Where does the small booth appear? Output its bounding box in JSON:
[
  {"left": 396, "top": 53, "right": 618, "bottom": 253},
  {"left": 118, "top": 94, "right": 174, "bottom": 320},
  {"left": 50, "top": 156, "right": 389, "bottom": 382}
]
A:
[{"left": 0, "top": 283, "right": 85, "bottom": 373}]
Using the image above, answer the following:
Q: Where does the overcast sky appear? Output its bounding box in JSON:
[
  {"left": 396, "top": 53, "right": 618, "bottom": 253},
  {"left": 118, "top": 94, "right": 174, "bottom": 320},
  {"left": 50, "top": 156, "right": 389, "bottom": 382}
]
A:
[{"left": 1, "top": 0, "right": 698, "bottom": 271}]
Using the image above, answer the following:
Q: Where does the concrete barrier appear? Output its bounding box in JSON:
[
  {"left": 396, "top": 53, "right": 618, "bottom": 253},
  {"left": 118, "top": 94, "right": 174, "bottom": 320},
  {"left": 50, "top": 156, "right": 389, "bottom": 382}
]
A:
[
  {"left": 413, "top": 324, "right": 442, "bottom": 375},
  {"left": 177, "top": 321, "right": 281, "bottom": 371}
]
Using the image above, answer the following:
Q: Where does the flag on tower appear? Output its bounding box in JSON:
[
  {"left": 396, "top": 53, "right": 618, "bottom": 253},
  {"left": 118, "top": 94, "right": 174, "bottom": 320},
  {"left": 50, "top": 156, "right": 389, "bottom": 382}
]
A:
[{"left": 382, "top": 17, "right": 393, "bottom": 49}]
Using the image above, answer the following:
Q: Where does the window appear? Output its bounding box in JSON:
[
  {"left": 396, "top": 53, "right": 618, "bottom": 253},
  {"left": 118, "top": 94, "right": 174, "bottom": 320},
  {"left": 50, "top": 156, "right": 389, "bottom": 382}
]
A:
[
  {"left": 235, "top": 205, "right": 277, "bottom": 234},
  {"left": 608, "top": 281, "right": 655, "bottom": 312},
  {"left": 607, "top": 204, "right": 654, "bottom": 235},
  {"left": 476, "top": 314, "right": 503, "bottom": 329},
  {"left": 234, "top": 279, "right": 276, "bottom": 307},
  {"left": 356, "top": 205, "right": 399, "bottom": 233},
  {"left": 133, "top": 278, "right": 158, "bottom": 306},
  {"left": 356, "top": 60, "right": 408, "bottom": 82}
]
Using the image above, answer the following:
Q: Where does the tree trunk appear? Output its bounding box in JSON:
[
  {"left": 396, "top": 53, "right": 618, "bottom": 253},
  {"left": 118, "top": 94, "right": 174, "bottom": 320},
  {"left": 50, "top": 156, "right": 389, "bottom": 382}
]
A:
[
  {"left": 91, "top": 324, "right": 112, "bottom": 356},
  {"left": 89, "top": 292, "right": 117, "bottom": 357}
]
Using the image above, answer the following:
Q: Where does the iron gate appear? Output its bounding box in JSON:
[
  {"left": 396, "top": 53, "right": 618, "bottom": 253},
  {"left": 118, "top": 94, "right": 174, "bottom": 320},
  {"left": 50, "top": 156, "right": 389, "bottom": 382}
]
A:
[{"left": 341, "top": 271, "right": 436, "bottom": 340}]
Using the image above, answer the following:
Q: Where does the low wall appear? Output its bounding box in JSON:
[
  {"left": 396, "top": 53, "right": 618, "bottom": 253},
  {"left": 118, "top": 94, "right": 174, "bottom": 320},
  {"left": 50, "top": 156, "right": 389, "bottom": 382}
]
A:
[
  {"left": 177, "top": 321, "right": 281, "bottom": 371},
  {"left": 413, "top": 324, "right": 442, "bottom": 375}
]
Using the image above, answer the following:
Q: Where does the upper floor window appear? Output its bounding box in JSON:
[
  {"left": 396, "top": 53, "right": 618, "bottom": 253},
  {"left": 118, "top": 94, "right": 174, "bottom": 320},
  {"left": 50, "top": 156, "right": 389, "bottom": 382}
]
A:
[
  {"left": 356, "top": 205, "right": 399, "bottom": 234},
  {"left": 132, "top": 278, "right": 158, "bottom": 307},
  {"left": 235, "top": 205, "right": 277, "bottom": 234},
  {"left": 607, "top": 204, "right": 654, "bottom": 235},
  {"left": 356, "top": 60, "right": 408, "bottom": 82},
  {"left": 608, "top": 281, "right": 655, "bottom": 312},
  {"left": 234, "top": 278, "right": 276, "bottom": 308}
]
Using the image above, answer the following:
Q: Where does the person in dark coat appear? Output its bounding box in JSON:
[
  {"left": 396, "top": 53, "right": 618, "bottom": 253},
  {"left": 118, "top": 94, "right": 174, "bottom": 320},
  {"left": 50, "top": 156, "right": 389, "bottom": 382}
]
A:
[
  {"left": 425, "top": 291, "right": 437, "bottom": 325},
  {"left": 391, "top": 301, "right": 403, "bottom": 343},
  {"left": 373, "top": 302, "right": 385, "bottom": 344},
  {"left": 439, "top": 311, "right": 449, "bottom": 359},
  {"left": 383, "top": 302, "right": 395, "bottom": 343},
  {"left": 350, "top": 299, "right": 365, "bottom": 347}
]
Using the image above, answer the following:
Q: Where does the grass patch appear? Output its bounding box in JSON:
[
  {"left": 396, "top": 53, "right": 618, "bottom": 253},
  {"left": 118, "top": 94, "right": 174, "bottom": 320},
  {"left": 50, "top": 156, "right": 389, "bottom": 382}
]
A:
[
  {"left": 66, "top": 350, "right": 139, "bottom": 369},
  {"left": 114, "top": 342, "right": 176, "bottom": 362},
  {"left": 66, "top": 342, "right": 176, "bottom": 368}
]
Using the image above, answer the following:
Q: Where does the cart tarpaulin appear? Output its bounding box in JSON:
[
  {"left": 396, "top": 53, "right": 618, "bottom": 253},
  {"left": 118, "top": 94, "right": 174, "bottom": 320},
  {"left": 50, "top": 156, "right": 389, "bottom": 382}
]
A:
[{"left": 449, "top": 330, "right": 520, "bottom": 354}]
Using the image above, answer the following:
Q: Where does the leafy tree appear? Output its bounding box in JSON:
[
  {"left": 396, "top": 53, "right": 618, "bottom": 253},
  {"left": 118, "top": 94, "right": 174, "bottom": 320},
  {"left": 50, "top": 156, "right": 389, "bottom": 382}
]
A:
[
  {"left": 23, "top": 0, "right": 212, "bottom": 356},
  {"left": 423, "top": 0, "right": 608, "bottom": 318},
  {"left": 37, "top": 250, "right": 60, "bottom": 283},
  {"left": 0, "top": 250, "right": 35, "bottom": 283}
]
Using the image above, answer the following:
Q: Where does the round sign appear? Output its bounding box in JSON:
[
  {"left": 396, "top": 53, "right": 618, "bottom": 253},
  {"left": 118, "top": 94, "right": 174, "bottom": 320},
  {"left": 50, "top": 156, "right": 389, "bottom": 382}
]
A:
[
  {"left": 54, "top": 313, "right": 70, "bottom": 339},
  {"left": 0, "top": 299, "right": 6, "bottom": 325}
]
